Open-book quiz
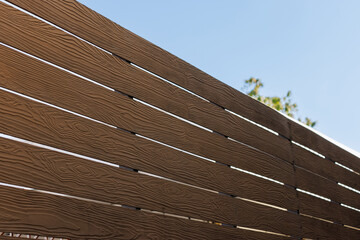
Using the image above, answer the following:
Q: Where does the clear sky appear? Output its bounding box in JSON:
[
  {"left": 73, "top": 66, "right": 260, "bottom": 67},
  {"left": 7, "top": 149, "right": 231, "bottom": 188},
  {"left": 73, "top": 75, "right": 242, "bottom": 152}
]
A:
[{"left": 79, "top": 0, "right": 360, "bottom": 154}]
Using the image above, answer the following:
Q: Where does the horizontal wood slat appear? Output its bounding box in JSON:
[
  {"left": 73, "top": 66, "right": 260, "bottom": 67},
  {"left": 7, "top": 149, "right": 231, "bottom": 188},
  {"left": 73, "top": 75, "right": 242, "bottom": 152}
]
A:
[
  {"left": 298, "top": 192, "right": 360, "bottom": 228},
  {"left": 0, "top": 185, "right": 291, "bottom": 240},
  {"left": 1, "top": 0, "right": 359, "bottom": 237},
  {"left": 0, "top": 42, "right": 295, "bottom": 188},
  {"left": 0, "top": 137, "right": 299, "bottom": 235},
  {"left": 300, "top": 214, "right": 360, "bottom": 240},
  {"left": 290, "top": 121, "right": 360, "bottom": 174},
  {"left": 6, "top": 0, "right": 291, "bottom": 139},
  {"left": 295, "top": 167, "right": 360, "bottom": 210},
  {"left": 0, "top": 46, "right": 297, "bottom": 210},
  {"left": 293, "top": 144, "right": 360, "bottom": 191},
  {"left": 0, "top": 90, "right": 298, "bottom": 231},
  {"left": 0, "top": 94, "right": 298, "bottom": 217},
  {"left": 0, "top": 1, "right": 291, "bottom": 164}
]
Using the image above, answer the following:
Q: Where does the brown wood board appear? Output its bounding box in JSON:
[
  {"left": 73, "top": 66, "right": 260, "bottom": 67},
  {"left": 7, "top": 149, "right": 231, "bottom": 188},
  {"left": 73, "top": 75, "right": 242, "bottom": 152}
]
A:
[
  {"left": 298, "top": 192, "right": 360, "bottom": 228},
  {"left": 0, "top": 185, "right": 292, "bottom": 240},
  {"left": 300, "top": 214, "right": 360, "bottom": 240},
  {"left": 295, "top": 166, "right": 360, "bottom": 210},
  {"left": 0, "top": 87, "right": 297, "bottom": 211},
  {"left": 2, "top": 1, "right": 359, "bottom": 237},
  {"left": 0, "top": 46, "right": 299, "bottom": 211},
  {"left": 6, "top": 0, "right": 291, "bottom": 139},
  {"left": 0, "top": 1, "right": 291, "bottom": 163},
  {"left": 0, "top": 42, "right": 295, "bottom": 187},
  {"left": 293, "top": 144, "right": 360, "bottom": 191},
  {"left": 0, "top": 90, "right": 298, "bottom": 233},
  {"left": 290, "top": 121, "right": 360, "bottom": 174},
  {"left": 0, "top": 137, "right": 299, "bottom": 235}
]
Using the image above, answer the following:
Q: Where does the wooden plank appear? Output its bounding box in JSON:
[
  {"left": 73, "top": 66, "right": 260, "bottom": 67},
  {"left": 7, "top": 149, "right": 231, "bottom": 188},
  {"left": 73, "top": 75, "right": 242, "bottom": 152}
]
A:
[
  {"left": 0, "top": 42, "right": 295, "bottom": 188},
  {"left": 0, "top": 46, "right": 298, "bottom": 211},
  {"left": 0, "top": 2, "right": 291, "bottom": 163},
  {"left": 0, "top": 185, "right": 292, "bottom": 240},
  {"left": 0, "top": 90, "right": 298, "bottom": 231},
  {"left": 300, "top": 214, "right": 360, "bottom": 240},
  {"left": 298, "top": 192, "right": 360, "bottom": 228},
  {"left": 0, "top": 138, "right": 299, "bottom": 236},
  {"left": 295, "top": 167, "right": 360, "bottom": 210},
  {"left": 293, "top": 144, "right": 360, "bottom": 191},
  {"left": 290, "top": 121, "right": 360, "bottom": 174},
  {"left": 0, "top": 88, "right": 296, "bottom": 211},
  {"left": 6, "top": 0, "right": 291, "bottom": 139}
]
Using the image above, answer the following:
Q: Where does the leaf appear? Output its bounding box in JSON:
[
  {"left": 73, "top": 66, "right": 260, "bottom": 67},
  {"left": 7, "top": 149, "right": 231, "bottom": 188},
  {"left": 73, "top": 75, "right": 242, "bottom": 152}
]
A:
[{"left": 242, "top": 78, "right": 317, "bottom": 128}]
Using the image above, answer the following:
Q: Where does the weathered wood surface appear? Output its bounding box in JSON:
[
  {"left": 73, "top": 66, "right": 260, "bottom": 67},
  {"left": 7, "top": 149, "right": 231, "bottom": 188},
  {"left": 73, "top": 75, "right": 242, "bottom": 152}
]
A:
[
  {"left": 0, "top": 138, "right": 299, "bottom": 235},
  {"left": 0, "top": 185, "right": 291, "bottom": 240},
  {"left": 0, "top": 1, "right": 291, "bottom": 163},
  {"left": 293, "top": 144, "right": 360, "bottom": 191},
  {"left": 295, "top": 166, "right": 360, "bottom": 210},
  {"left": 0, "top": 44, "right": 298, "bottom": 210},
  {"left": 6, "top": 0, "right": 291, "bottom": 139}
]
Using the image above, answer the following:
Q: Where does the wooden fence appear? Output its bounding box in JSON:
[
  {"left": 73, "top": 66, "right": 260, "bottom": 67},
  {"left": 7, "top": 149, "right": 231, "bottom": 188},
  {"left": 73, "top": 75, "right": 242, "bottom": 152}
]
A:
[{"left": 0, "top": 0, "right": 359, "bottom": 239}]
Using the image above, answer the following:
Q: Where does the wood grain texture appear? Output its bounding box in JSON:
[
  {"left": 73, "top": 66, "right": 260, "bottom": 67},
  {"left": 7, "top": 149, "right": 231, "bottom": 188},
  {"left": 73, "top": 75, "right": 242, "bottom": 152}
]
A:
[
  {"left": 0, "top": 91, "right": 296, "bottom": 211},
  {"left": 0, "top": 46, "right": 299, "bottom": 211},
  {"left": 298, "top": 192, "right": 360, "bottom": 228},
  {"left": 6, "top": 0, "right": 290, "bottom": 139},
  {"left": 290, "top": 121, "right": 360, "bottom": 174},
  {"left": 300, "top": 214, "right": 360, "bottom": 240},
  {"left": 0, "top": 185, "right": 291, "bottom": 240},
  {"left": 2, "top": 1, "right": 359, "bottom": 237},
  {"left": 0, "top": 42, "right": 295, "bottom": 187},
  {"left": 0, "top": 1, "right": 291, "bottom": 163},
  {"left": 0, "top": 138, "right": 299, "bottom": 235},
  {"left": 0, "top": 90, "right": 299, "bottom": 232},
  {"left": 295, "top": 167, "right": 360, "bottom": 210},
  {"left": 293, "top": 144, "right": 360, "bottom": 191}
]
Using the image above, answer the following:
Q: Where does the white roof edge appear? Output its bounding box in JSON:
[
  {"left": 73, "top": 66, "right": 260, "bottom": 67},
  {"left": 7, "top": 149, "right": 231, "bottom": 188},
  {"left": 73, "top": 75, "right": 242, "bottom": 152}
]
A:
[{"left": 281, "top": 112, "right": 360, "bottom": 158}]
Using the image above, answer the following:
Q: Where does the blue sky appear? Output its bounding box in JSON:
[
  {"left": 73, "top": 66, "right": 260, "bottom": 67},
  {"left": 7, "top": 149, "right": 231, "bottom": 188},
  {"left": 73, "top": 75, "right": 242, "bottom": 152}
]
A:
[{"left": 79, "top": 0, "right": 360, "bottom": 154}]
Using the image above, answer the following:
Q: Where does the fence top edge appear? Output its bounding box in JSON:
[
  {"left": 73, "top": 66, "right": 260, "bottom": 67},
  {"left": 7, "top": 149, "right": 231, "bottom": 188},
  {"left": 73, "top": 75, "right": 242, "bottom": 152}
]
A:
[{"left": 286, "top": 113, "right": 360, "bottom": 159}]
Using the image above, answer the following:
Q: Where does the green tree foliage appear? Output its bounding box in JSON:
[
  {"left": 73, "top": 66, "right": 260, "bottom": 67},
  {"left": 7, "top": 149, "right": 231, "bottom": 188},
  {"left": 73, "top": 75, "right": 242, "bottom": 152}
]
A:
[{"left": 242, "top": 78, "right": 317, "bottom": 127}]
